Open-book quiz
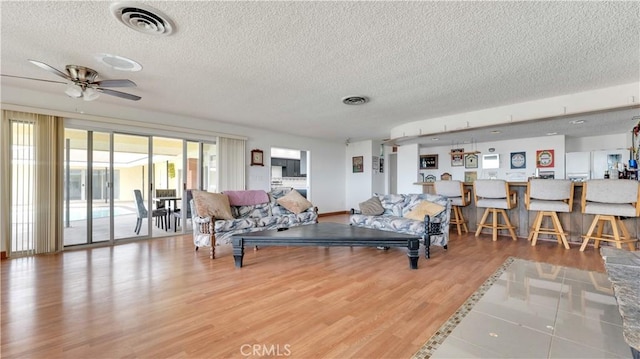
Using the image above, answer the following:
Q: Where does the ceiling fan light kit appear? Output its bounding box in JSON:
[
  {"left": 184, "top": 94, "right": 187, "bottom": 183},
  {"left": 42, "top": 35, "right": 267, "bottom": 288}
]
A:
[
  {"left": 3, "top": 59, "right": 142, "bottom": 101},
  {"left": 64, "top": 85, "right": 83, "bottom": 98}
]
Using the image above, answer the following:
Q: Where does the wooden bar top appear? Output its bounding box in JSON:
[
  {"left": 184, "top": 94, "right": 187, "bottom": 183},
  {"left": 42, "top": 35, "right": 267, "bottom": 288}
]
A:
[{"left": 414, "top": 181, "right": 585, "bottom": 187}]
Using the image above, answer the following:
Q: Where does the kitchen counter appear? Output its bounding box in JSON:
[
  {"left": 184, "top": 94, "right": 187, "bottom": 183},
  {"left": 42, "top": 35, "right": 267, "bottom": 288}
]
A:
[{"left": 415, "top": 180, "right": 638, "bottom": 246}]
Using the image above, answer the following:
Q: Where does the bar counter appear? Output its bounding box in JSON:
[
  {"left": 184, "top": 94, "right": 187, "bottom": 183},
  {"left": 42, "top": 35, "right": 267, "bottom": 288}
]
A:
[{"left": 415, "top": 181, "right": 639, "bottom": 247}]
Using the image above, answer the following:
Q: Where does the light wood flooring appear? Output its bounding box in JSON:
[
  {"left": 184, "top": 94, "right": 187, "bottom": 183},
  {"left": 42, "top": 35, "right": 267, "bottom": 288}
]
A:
[{"left": 1, "top": 214, "right": 604, "bottom": 358}]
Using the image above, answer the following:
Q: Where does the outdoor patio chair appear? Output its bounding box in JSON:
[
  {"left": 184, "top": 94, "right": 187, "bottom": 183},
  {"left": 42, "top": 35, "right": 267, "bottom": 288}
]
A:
[{"left": 133, "top": 189, "right": 168, "bottom": 234}]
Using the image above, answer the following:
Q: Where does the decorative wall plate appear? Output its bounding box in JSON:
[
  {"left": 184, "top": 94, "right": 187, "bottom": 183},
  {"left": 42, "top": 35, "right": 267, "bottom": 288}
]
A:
[{"left": 465, "top": 153, "right": 478, "bottom": 169}]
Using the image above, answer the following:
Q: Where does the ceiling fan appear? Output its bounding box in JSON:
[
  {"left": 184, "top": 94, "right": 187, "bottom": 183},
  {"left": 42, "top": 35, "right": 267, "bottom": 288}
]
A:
[{"left": 1, "top": 60, "right": 141, "bottom": 101}]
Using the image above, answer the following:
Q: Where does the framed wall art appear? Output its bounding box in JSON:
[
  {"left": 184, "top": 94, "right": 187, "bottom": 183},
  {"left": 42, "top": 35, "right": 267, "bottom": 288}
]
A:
[
  {"left": 352, "top": 156, "right": 364, "bottom": 173},
  {"left": 450, "top": 148, "right": 464, "bottom": 166},
  {"left": 420, "top": 154, "right": 438, "bottom": 169},
  {"left": 250, "top": 149, "right": 264, "bottom": 166},
  {"left": 464, "top": 153, "right": 478, "bottom": 169},
  {"left": 536, "top": 149, "right": 554, "bottom": 168},
  {"left": 510, "top": 151, "right": 526, "bottom": 169},
  {"left": 464, "top": 171, "right": 477, "bottom": 183}
]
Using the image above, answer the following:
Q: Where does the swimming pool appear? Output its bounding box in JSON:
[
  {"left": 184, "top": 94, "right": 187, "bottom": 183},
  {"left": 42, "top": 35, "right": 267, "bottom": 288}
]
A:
[{"left": 64, "top": 207, "right": 135, "bottom": 221}]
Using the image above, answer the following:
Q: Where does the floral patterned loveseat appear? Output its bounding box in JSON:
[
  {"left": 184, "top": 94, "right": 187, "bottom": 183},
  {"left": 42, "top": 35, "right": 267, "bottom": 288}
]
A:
[
  {"left": 191, "top": 187, "right": 318, "bottom": 259},
  {"left": 349, "top": 193, "right": 451, "bottom": 258}
]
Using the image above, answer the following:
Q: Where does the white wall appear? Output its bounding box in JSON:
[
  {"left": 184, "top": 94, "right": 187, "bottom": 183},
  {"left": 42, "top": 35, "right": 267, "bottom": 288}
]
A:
[
  {"left": 397, "top": 143, "right": 421, "bottom": 193},
  {"left": 345, "top": 140, "right": 373, "bottom": 210},
  {"left": 566, "top": 133, "right": 630, "bottom": 152},
  {"left": 245, "top": 127, "right": 346, "bottom": 213},
  {"left": 344, "top": 140, "right": 388, "bottom": 209},
  {"left": 371, "top": 141, "right": 385, "bottom": 196},
  {"left": 2, "top": 88, "right": 347, "bottom": 215},
  {"left": 402, "top": 135, "right": 567, "bottom": 183},
  {"left": 391, "top": 83, "right": 639, "bottom": 140}
]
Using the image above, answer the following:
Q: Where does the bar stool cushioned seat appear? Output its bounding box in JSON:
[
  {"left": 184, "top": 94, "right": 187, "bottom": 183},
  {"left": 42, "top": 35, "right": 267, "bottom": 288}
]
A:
[
  {"left": 525, "top": 179, "right": 573, "bottom": 249},
  {"left": 434, "top": 180, "right": 470, "bottom": 235},
  {"left": 473, "top": 179, "right": 518, "bottom": 241},
  {"left": 580, "top": 179, "right": 640, "bottom": 251}
]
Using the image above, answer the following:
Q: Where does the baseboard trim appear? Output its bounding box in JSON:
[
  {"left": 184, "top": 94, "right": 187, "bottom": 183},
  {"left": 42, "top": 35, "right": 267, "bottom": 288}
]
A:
[{"left": 318, "top": 211, "right": 350, "bottom": 217}]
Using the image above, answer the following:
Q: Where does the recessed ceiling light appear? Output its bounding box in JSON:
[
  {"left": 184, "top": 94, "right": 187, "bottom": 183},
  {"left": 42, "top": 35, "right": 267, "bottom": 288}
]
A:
[
  {"left": 342, "top": 96, "right": 369, "bottom": 105},
  {"left": 547, "top": 132, "right": 558, "bottom": 136},
  {"left": 490, "top": 130, "right": 501, "bottom": 134},
  {"left": 570, "top": 120, "right": 585, "bottom": 124},
  {"left": 432, "top": 137, "right": 439, "bottom": 141},
  {"left": 96, "top": 53, "right": 142, "bottom": 72}
]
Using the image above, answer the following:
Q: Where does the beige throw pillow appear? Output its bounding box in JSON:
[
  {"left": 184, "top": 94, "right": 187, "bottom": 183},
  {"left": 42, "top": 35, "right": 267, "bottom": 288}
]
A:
[
  {"left": 404, "top": 201, "right": 445, "bottom": 221},
  {"left": 192, "top": 190, "right": 234, "bottom": 220},
  {"left": 277, "top": 189, "right": 313, "bottom": 214},
  {"left": 359, "top": 196, "right": 384, "bottom": 215}
]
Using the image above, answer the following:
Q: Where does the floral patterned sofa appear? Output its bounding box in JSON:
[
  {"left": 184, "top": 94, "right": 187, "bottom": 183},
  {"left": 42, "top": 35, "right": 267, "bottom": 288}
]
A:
[
  {"left": 349, "top": 193, "right": 451, "bottom": 258},
  {"left": 191, "top": 187, "right": 318, "bottom": 259}
]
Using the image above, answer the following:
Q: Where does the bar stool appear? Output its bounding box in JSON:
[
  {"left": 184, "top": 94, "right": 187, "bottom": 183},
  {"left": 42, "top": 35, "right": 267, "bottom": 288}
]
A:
[
  {"left": 473, "top": 179, "right": 518, "bottom": 241},
  {"left": 525, "top": 179, "right": 573, "bottom": 249},
  {"left": 580, "top": 179, "right": 640, "bottom": 251},
  {"left": 434, "top": 180, "right": 470, "bottom": 235}
]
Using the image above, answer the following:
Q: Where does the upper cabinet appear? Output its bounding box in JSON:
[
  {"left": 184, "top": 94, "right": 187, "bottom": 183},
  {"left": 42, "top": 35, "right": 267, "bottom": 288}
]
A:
[{"left": 271, "top": 157, "right": 304, "bottom": 177}]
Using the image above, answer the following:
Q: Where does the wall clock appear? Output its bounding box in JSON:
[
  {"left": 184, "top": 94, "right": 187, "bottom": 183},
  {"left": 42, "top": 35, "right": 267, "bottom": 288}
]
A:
[{"left": 251, "top": 149, "right": 264, "bottom": 166}]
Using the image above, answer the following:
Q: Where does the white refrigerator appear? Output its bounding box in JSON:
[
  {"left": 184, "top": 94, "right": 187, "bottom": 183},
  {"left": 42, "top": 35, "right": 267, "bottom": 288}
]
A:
[
  {"left": 566, "top": 150, "right": 630, "bottom": 180},
  {"left": 565, "top": 152, "right": 591, "bottom": 181}
]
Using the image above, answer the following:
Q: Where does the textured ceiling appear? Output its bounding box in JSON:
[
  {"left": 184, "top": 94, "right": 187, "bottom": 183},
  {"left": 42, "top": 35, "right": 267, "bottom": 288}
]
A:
[{"left": 1, "top": 1, "right": 639, "bottom": 143}]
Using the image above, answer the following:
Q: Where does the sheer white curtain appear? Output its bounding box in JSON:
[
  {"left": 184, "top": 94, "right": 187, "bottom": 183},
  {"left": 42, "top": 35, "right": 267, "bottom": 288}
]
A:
[
  {"left": 217, "top": 137, "right": 246, "bottom": 191},
  {"left": 1, "top": 110, "right": 63, "bottom": 257}
]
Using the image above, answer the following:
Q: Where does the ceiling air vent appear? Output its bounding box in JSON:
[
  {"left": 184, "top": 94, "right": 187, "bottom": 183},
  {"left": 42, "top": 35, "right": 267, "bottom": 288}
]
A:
[
  {"left": 110, "top": 2, "right": 175, "bottom": 36},
  {"left": 342, "top": 96, "right": 369, "bottom": 105}
]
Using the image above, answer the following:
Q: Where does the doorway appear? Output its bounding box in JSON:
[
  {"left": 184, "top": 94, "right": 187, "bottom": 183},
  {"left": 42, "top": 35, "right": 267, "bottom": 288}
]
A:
[{"left": 270, "top": 147, "right": 310, "bottom": 199}]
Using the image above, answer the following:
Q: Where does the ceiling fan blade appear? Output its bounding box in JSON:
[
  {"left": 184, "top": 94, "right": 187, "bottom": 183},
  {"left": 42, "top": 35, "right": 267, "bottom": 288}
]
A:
[
  {"left": 96, "top": 88, "right": 141, "bottom": 101},
  {"left": 91, "top": 79, "right": 137, "bottom": 88},
  {"left": 0, "top": 74, "right": 67, "bottom": 84},
  {"left": 28, "top": 59, "right": 73, "bottom": 81}
]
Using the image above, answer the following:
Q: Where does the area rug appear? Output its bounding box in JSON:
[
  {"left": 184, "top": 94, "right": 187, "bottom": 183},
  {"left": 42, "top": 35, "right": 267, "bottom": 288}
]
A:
[{"left": 411, "top": 257, "right": 517, "bottom": 359}]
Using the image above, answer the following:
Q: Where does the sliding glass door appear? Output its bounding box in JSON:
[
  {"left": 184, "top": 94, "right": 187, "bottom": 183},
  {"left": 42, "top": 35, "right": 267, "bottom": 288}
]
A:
[
  {"left": 62, "top": 127, "right": 218, "bottom": 246},
  {"left": 63, "top": 129, "right": 114, "bottom": 246},
  {"left": 113, "top": 133, "right": 151, "bottom": 240}
]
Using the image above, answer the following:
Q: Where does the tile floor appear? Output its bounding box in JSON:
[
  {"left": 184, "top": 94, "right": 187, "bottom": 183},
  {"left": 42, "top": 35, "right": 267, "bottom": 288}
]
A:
[{"left": 428, "top": 258, "right": 632, "bottom": 358}]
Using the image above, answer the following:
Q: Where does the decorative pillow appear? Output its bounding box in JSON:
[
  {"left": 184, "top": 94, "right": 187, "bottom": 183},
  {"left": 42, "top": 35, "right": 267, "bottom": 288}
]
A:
[
  {"left": 277, "top": 189, "right": 313, "bottom": 214},
  {"left": 404, "top": 201, "right": 445, "bottom": 221},
  {"left": 192, "top": 190, "right": 234, "bottom": 220},
  {"left": 359, "top": 196, "right": 384, "bottom": 215}
]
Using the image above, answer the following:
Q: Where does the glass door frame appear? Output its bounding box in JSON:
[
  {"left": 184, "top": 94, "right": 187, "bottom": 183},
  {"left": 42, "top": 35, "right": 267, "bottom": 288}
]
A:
[
  {"left": 113, "top": 131, "right": 154, "bottom": 242},
  {"left": 62, "top": 123, "right": 219, "bottom": 245}
]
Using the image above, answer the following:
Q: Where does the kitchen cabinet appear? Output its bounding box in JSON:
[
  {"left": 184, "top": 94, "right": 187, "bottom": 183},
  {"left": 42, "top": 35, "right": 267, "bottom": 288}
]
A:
[
  {"left": 271, "top": 158, "right": 287, "bottom": 167},
  {"left": 287, "top": 159, "right": 300, "bottom": 177},
  {"left": 271, "top": 157, "right": 302, "bottom": 177}
]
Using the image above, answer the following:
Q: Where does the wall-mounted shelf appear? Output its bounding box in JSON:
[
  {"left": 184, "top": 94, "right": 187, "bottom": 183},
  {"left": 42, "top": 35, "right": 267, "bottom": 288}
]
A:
[{"left": 449, "top": 151, "right": 480, "bottom": 155}]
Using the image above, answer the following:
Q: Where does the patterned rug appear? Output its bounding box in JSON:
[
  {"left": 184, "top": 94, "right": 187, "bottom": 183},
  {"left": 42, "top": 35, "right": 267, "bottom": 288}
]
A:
[{"left": 411, "top": 257, "right": 516, "bottom": 359}]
